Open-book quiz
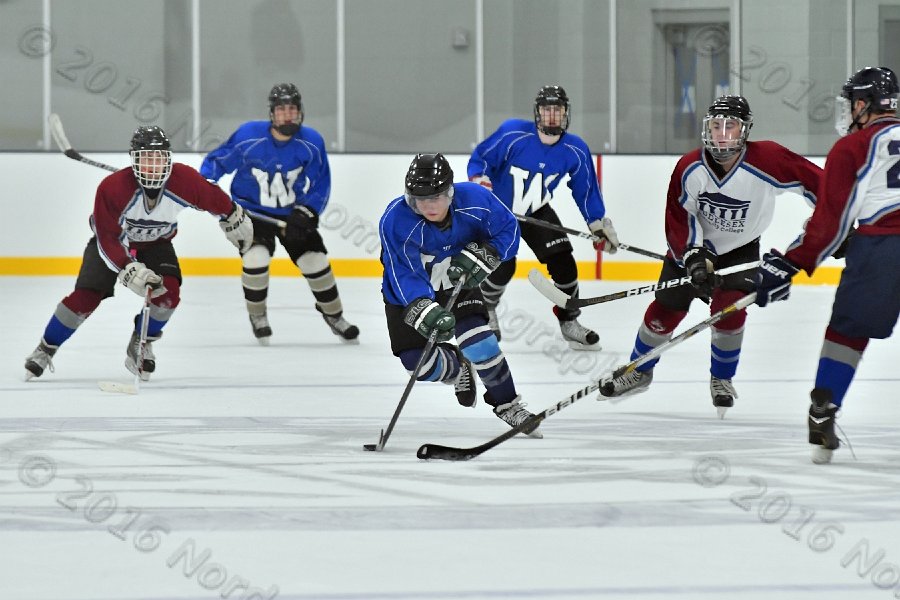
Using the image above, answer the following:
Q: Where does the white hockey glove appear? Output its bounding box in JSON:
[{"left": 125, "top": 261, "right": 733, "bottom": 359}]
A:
[
  {"left": 588, "top": 217, "right": 620, "bottom": 254},
  {"left": 220, "top": 203, "right": 254, "bottom": 254},
  {"left": 469, "top": 174, "right": 493, "bottom": 190},
  {"left": 118, "top": 262, "right": 165, "bottom": 298}
]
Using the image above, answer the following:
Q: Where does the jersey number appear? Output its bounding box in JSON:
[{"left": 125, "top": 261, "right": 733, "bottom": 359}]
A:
[
  {"left": 252, "top": 166, "right": 306, "bottom": 208},
  {"left": 510, "top": 166, "right": 563, "bottom": 215},
  {"left": 887, "top": 140, "right": 900, "bottom": 189}
]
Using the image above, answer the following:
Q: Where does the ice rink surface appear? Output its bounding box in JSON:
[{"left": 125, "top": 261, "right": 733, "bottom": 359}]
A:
[{"left": 2, "top": 275, "right": 899, "bottom": 600}]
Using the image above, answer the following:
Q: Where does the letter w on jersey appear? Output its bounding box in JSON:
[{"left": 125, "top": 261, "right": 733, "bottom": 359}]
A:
[
  {"left": 252, "top": 166, "right": 305, "bottom": 209},
  {"left": 510, "top": 166, "right": 570, "bottom": 215}
]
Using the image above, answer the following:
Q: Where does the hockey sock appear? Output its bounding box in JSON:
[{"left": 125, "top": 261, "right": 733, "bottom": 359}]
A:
[
  {"left": 814, "top": 326, "right": 868, "bottom": 407},
  {"left": 141, "top": 276, "right": 180, "bottom": 338},
  {"left": 482, "top": 259, "right": 515, "bottom": 307},
  {"left": 399, "top": 345, "right": 460, "bottom": 382},
  {"left": 546, "top": 253, "right": 580, "bottom": 320},
  {"left": 630, "top": 300, "right": 684, "bottom": 371},
  {"left": 297, "top": 252, "right": 342, "bottom": 316},
  {"left": 242, "top": 245, "right": 271, "bottom": 316},
  {"left": 710, "top": 326, "right": 744, "bottom": 380},
  {"left": 456, "top": 315, "right": 516, "bottom": 400},
  {"left": 42, "top": 288, "right": 103, "bottom": 347}
]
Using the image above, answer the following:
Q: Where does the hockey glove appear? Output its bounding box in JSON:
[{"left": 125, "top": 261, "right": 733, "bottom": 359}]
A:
[
  {"left": 403, "top": 298, "right": 456, "bottom": 343},
  {"left": 831, "top": 227, "right": 856, "bottom": 259},
  {"left": 286, "top": 205, "right": 319, "bottom": 233},
  {"left": 220, "top": 203, "right": 254, "bottom": 254},
  {"left": 683, "top": 246, "right": 719, "bottom": 303},
  {"left": 755, "top": 249, "right": 800, "bottom": 307},
  {"left": 469, "top": 174, "right": 493, "bottom": 190},
  {"left": 448, "top": 241, "right": 500, "bottom": 289},
  {"left": 588, "top": 217, "right": 620, "bottom": 254},
  {"left": 118, "top": 262, "right": 165, "bottom": 298}
]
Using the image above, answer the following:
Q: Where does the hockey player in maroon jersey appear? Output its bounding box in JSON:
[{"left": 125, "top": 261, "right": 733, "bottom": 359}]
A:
[
  {"left": 599, "top": 95, "right": 822, "bottom": 417},
  {"left": 23, "top": 126, "right": 253, "bottom": 381},
  {"left": 756, "top": 66, "right": 900, "bottom": 463}
]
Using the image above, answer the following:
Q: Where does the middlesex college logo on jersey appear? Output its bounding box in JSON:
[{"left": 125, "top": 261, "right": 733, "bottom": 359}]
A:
[{"left": 697, "top": 192, "right": 751, "bottom": 233}]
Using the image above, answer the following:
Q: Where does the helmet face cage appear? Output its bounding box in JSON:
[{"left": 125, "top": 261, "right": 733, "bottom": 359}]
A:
[
  {"left": 701, "top": 95, "right": 753, "bottom": 163},
  {"left": 129, "top": 126, "right": 172, "bottom": 189},
  {"left": 404, "top": 153, "right": 455, "bottom": 214},
  {"left": 534, "top": 85, "right": 571, "bottom": 135},
  {"left": 268, "top": 83, "right": 303, "bottom": 135},
  {"left": 835, "top": 66, "right": 899, "bottom": 135}
]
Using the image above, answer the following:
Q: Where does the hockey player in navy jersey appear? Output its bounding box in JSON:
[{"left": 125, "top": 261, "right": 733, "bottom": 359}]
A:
[
  {"left": 756, "top": 67, "right": 900, "bottom": 463},
  {"left": 467, "top": 85, "right": 619, "bottom": 350},
  {"left": 201, "top": 83, "right": 359, "bottom": 345},
  {"left": 24, "top": 126, "right": 253, "bottom": 380},
  {"left": 599, "top": 95, "right": 822, "bottom": 418},
  {"left": 380, "top": 153, "right": 542, "bottom": 438}
]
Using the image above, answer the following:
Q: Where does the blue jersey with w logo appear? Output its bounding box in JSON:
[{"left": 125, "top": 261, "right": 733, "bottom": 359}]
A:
[
  {"left": 200, "top": 120, "right": 330, "bottom": 217},
  {"left": 467, "top": 118, "right": 606, "bottom": 224}
]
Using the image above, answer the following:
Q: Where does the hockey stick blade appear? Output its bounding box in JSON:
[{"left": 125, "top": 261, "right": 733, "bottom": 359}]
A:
[
  {"left": 47, "top": 113, "right": 73, "bottom": 151},
  {"left": 527, "top": 269, "right": 570, "bottom": 307},
  {"left": 362, "top": 430, "right": 384, "bottom": 452},
  {"left": 98, "top": 381, "right": 138, "bottom": 395}
]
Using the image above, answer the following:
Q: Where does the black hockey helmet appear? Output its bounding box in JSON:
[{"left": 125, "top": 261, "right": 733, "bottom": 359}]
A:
[
  {"left": 836, "top": 66, "right": 899, "bottom": 135},
  {"left": 534, "top": 85, "right": 571, "bottom": 135},
  {"left": 129, "top": 126, "right": 172, "bottom": 189},
  {"left": 701, "top": 95, "right": 753, "bottom": 163},
  {"left": 404, "top": 153, "right": 454, "bottom": 212},
  {"left": 268, "top": 83, "right": 303, "bottom": 136}
]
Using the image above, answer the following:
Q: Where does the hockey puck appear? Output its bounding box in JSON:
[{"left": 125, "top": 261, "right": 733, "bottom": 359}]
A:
[{"left": 362, "top": 444, "right": 378, "bottom": 451}]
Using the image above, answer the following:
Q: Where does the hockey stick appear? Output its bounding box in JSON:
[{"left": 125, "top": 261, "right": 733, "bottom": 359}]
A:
[
  {"left": 528, "top": 261, "right": 760, "bottom": 309},
  {"left": 417, "top": 292, "right": 757, "bottom": 461},
  {"left": 514, "top": 213, "right": 666, "bottom": 261},
  {"left": 48, "top": 113, "right": 288, "bottom": 230},
  {"left": 98, "top": 286, "right": 152, "bottom": 395},
  {"left": 364, "top": 278, "right": 468, "bottom": 453}
]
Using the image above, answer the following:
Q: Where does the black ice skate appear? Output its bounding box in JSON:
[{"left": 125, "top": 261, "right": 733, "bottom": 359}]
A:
[
  {"left": 808, "top": 387, "right": 840, "bottom": 464},
  {"left": 599, "top": 368, "right": 653, "bottom": 399},
  {"left": 710, "top": 377, "right": 738, "bottom": 419},
  {"left": 24, "top": 339, "right": 58, "bottom": 380},
  {"left": 553, "top": 306, "right": 601, "bottom": 351},
  {"left": 449, "top": 347, "right": 477, "bottom": 408},
  {"left": 489, "top": 393, "right": 543, "bottom": 438},
  {"left": 125, "top": 330, "right": 157, "bottom": 381},
  {"left": 249, "top": 312, "right": 272, "bottom": 346},
  {"left": 320, "top": 311, "right": 360, "bottom": 344}
]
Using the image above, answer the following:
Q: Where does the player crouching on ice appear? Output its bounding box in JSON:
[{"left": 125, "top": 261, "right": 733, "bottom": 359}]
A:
[
  {"left": 24, "top": 126, "right": 253, "bottom": 381},
  {"left": 379, "top": 153, "right": 542, "bottom": 437}
]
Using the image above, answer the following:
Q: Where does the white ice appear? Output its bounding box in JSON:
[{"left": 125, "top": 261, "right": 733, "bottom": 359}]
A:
[{"left": 1, "top": 276, "right": 899, "bottom": 600}]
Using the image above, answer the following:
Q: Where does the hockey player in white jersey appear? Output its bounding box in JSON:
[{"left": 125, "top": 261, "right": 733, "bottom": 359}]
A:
[
  {"left": 599, "top": 95, "right": 822, "bottom": 417},
  {"left": 467, "top": 85, "right": 619, "bottom": 350}
]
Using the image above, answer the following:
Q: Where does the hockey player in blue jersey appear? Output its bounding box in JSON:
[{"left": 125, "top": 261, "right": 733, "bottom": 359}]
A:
[
  {"left": 380, "top": 153, "right": 542, "bottom": 438},
  {"left": 467, "top": 85, "right": 620, "bottom": 349},
  {"left": 200, "top": 83, "right": 358, "bottom": 345}
]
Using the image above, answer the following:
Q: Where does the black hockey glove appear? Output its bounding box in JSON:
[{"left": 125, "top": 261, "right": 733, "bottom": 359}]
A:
[
  {"left": 755, "top": 249, "right": 800, "bottom": 307},
  {"left": 286, "top": 205, "right": 319, "bottom": 236},
  {"left": 403, "top": 298, "right": 456, "bottom": 343},
  {"left": 831, "top": 227, "right": 856, "bottom": 259},
  {"left": 448, "top": 241, "right": 500, "bottom": 289},
  {"left": 683, "top": 246, "right": 719, "bottom": 303}
]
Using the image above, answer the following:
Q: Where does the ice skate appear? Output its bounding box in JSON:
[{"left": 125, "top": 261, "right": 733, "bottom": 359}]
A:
[
  {"left": 491, "top": 394, "right": 542, "bottom": 438},
  {"left": 599, "top": 368, "right": 653, "bottom": 399},
  {"left": 125, "top": 331, "right": 155, "bottom": 381},
  {"left": 710, "top": 377, "right": 737, "bottom": 419},
  {"left": 24, "top": 340, "right": 58, "bottom": 380},
  {"left": 321, "top": 312, "right": 360, "bottom": 344},
  {"left": 249, "top": 312, "right": 272, "bottom": 346},
  {"left": 449, "top": 347, "right": 477, "bottom": 408},
  {"left": 553, "top": 306, "right": 600, "bottom": 351},
  {"left": 808, "top": 387, "right": 839, "bottom": 464}
]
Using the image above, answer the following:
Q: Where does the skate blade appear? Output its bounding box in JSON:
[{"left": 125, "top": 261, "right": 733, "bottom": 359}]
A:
[
  {"left": 716, "top": 406, "right": 729, "bottom": 419},
  {"left": 525, "top": 428, "right": 544, "bottom": 439},
  {"left": 256, "top": 336, "right": 271, "bottom": 346},
  {"left": 566, "top": 340, "right": 602, "bottom": 352},
  {"left": 98, "top": 381, "right": 138, "bottom": 395},
  {"left": 811, "top": 446, "right": 834, "bottom": 464},
  {"left": 24, "top": 370, "right": 37, "bottom": 382},
  {"left": 124, "top": 359, "right": 151, "bottom": 382},
  {"left": 338, "top": 337, "right": 360, "bottom": 345}
]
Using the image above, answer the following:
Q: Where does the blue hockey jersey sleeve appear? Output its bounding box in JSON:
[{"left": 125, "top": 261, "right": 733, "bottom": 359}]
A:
[
  {"left": 199, "top": 125, "right": 252, "bottom": 182},
  {"left": 563, "top": 136, "right": 606, "bottom": 223},
  {"left": 380, "top": 199, "right": 434, "bottom": 306}
]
